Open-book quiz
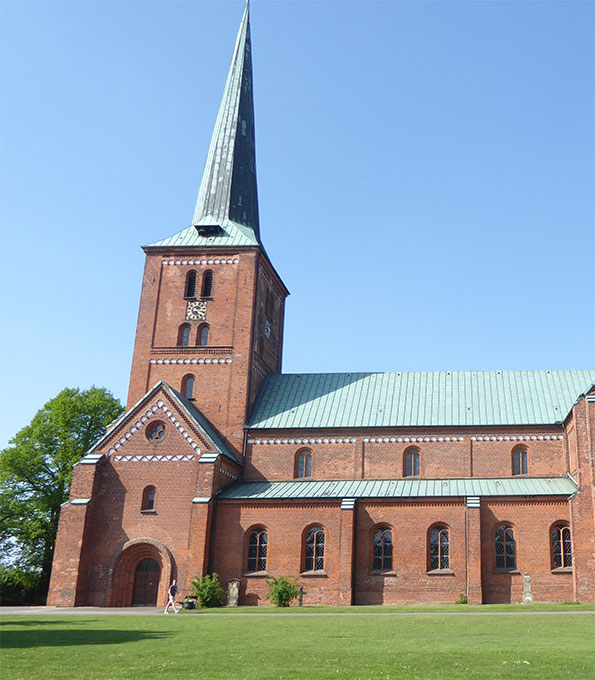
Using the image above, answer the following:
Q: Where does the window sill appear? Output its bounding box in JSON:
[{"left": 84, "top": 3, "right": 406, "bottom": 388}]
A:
[
  {"left": 370, "top": 571, "right": 396, "bottom": 577},
  {"left": 243, "top": 571, "right": 268, "bottom": 578},
  {"left": 494, "top": 569, "right": 520, "bottom": 574},
  {"left": 426, "top": 569, "right": 454, "bottom": 576},
  {"left": 551, "top": 567, "right": 573, "bottom": 574},
  {"left": 140, "top": 509, "right": 156, "bottom": 515},
  {"left": 300, "top": 571, "right": 327, "bottom": 578}
]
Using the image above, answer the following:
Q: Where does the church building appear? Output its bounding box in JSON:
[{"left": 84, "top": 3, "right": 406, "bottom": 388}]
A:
[{"left": 48, "top": 3, "right": 595, "bottom": 607}]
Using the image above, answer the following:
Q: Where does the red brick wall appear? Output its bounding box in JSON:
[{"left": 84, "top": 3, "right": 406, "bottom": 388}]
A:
[
  {"left": 126, "top": 248, "right": 287, "bottom": 455},
  {"left": 212, "top": 501, "right": 344, "bottom": 606},
  {"left": 480, "top": 498, "right": 573, "bottom": 603},
  {"left": 353, "top": 501, "right": 466, "bottom": 604},
  {"left": 245, "top": 427, "right": 566, "bottom": 482}
]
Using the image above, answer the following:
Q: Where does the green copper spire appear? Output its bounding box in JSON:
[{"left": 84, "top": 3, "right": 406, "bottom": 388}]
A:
[{"left": 149, "top": 1, "right": 261, "bottom": 249}]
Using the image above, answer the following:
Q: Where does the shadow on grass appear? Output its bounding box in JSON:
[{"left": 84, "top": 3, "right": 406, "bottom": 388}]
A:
[
  {"left": 0, "top": 619, "right": 90, "bottom": 627},
  {"left": 1, "top": 629, "right": 171, "bottom": 649}
]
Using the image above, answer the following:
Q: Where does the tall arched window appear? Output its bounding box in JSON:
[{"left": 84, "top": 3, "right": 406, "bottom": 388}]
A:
[
  {"left": 304, "top": 526, "right": 325, "bottom": 571},
  {"left": 197, "top": 323, "right": 209, "bottom": 346},
  {"left": 404, "top": 448, "right": 420, "bottom": 477},
  {"left": 185, "top": 271, "right": 197, "bottom": 299},
  {"left": 512, "top": 447, "right": 528, "bottom": 475},
  {"left": 373, "top": 527, "right": 393, "bottom": 571},
  {"left": 177, "top": 323, "right": 191, "bottom": 347},
  {"left": 141, "top": 486, "right": 156, "bottom": 511},
  {"left": 552, "top": 523, "right": 572, "bottom": 569},
  {"left": 495, "top": 525, "right": 516, "bottom": 570},
  {"left": 201, "top": 271, "right": 213, "bottom": 298},
  {"left": 296, "top": 450, "right": 312, "bottom": 478},
  {"left": 429, "top": 525, "right": 449, "bottom": 571},
  {"left": 181, "top": 374, "right": 195, "bottom": 399},
  {"left": 247, "top": 527, "right": 268, "bottom": 572}
]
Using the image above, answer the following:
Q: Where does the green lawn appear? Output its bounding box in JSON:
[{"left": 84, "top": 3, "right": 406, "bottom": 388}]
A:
[{"left": 1, "top": 609, "right": 594, "bottom": 680}]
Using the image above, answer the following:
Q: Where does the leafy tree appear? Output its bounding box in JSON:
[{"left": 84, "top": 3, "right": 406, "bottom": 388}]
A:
[
  {"left": 265, "top": 575, "right": 301, "bottom": 607},
  {"left": 0, "top": 387, "right": 123, "bottom": 600},
  {"left": 191, "top": 573, "right": 225, "bottom": 607}
]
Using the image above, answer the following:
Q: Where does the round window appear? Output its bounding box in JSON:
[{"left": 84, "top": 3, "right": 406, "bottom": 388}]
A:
[{"left": 146, "top": 421, "right": 166, "bottom": 441}]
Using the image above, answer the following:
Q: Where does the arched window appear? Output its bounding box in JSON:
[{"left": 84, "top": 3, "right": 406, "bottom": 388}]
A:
[
  {"left": 296, "top": 450, "right": 312, "bottom": 478},
  {"left": 512, "top": 447, "right": 528, "bottom": 475},
  {"left": 201, "top": 271, "right": 213, "bottom": 298},
  {"left": 304, "top": 526, "right": 325, "bottom": 571},
  {"left": 404, "top": 448, "right": 420, "bottom": 477},
  {"left": 552, "top": 523, "right": 572, "bottom": 569},
  {"left": 177, "top": 323, "right": 191, "bottom": 347},
  {"left": 181, "top": 374, "right": 195, "bottom": 399},
  {"left": 495, "top": 525, "right": 516, "bottom": 570},
  {"left": 257, "top": 337, "right": 264, "bottom": 356},
  {"left": 197, "top": 323, "right": 209, "bottom": 346},
  {"left": 429, "top": 525, "right": 449, "bottom": 571},
  {"left": 373, "top": 527, "right": 393, "bottom": 571},
  {"left": 141, "top": 486, "right": 156, "bottom": 511},
  {"left": 247, "top": 527, "right": 268, "bottom": 572},
  {"left": 185, "top": 271, "right": 197, "bottom": 299}
]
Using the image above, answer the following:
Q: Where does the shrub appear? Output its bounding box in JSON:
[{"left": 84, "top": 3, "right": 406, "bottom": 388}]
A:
[
  {"left": 265, "top": 575, "right": 300, "bottom": 607},
  {"left": 190, "top": 573, "right": 225, "bottom": 608},
  {"left": 456, "top": 593, "right": 468, "bottom": 604}
]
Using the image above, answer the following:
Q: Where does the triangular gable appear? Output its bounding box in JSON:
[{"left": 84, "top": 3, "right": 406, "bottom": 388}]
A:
[{"left": 78, "top": 381, "right": 240, "bottom": 465}]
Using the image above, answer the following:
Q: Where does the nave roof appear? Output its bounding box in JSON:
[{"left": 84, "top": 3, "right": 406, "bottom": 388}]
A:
[{"left": 247, "top": 370, "right": 595, "bottom": 430}]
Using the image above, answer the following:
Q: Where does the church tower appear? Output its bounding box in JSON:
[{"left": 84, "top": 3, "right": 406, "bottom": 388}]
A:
[{"left": 127, "top": 2, "right": 288, "bottom": 456}]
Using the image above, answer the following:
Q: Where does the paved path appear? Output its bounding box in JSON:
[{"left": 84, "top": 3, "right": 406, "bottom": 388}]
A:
[{"left": 1, "top": 606, "right": 594, "bottom": 617}]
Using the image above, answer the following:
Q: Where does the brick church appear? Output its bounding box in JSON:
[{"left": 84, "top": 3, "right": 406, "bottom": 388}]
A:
[{"left": 48, "top": 3, "right": 595, "bottom": 607}]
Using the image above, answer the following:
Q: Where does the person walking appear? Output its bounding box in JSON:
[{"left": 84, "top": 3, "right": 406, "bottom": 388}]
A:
[{"left": 164, "top": 579, "right": 179, "bottom": 614}]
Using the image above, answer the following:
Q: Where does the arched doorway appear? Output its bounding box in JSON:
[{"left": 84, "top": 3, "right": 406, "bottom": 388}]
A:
[
  {"left": 132, "top": 558, "right": 160, "bottom": 606},
  {"left": 109, "top": 539, "right": 174, "bottom": 607}
]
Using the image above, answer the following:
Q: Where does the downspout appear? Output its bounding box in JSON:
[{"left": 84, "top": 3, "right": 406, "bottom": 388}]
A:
[
  {"left": 464, "top": 499, "right": 469, "bottom": 600},
  {"left": 207, "top": 491, "right": 219, "bottom": 575}
]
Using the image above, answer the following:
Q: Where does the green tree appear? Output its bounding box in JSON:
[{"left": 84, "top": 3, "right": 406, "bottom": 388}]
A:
[{"left": 0, "top": 387, "right": 123, "bottom": 601}]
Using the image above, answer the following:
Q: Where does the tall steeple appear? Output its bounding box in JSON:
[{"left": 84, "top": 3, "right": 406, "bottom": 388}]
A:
[{"left": 149, "top": 1, "right": 261, "bottom": 248}]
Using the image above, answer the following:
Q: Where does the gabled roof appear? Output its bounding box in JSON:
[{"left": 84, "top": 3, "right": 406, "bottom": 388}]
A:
[
  {"left": 219, "top": 476, "right": 578, "bottom": 500},
  {"left": 247, "top": 370, "right": 595, "bottom": 430},
  {"left": 147, "top": 2, "right": 260, "bottom": 250},
  {"left": 82, "top": 381, "right": 240, "bottom": 465}
]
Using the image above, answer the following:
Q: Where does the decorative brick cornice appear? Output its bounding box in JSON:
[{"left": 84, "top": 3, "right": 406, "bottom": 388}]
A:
[
  {"left": 470, "top": 434, "right": 563, "bottom": 442},
  {"left": 150, "top": 357, "right": 232, "bottom": 365},
  {"left": 363, "top": 436, "right": 464, "bottom": 443},
  {"left": 246, "top": 433, "right": 564, "bottom": 445},
  {"left": 258, "top": 268, "right": 283, "bottom": 299},
  {"left": 162, "top": 258, "right": 239, "bottom": 266},
  {"left": 114, "top": 453, "right": 195, "bottom": 463},
  {"left": 219, "top": 467, "right": 239, "bottom": 480},
  {"left": 107, "top": 400, "right": 201, "bottom": 458},
  {"left": 248, "top": 437, "right": 358, "bottom": 445}
]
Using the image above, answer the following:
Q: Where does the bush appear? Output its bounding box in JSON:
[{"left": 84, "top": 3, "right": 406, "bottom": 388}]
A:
[
  {"left": 0, "top": 567, "right": 43, "bottom": 606},
  {"left": 456, "top": 593, "right": 468, "bottom": 604},
  {"left": 265, "top": 575, "right": 301, "bottom": 607},
  {"left": 190, "top": 573, "right": 225, "bottom": 608}
]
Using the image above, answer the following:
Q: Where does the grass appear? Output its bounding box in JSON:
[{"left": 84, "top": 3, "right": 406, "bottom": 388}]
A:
[
  {"left": 1, "top": 607, "right": 594, "bottom": 680},
  {"left": 183, "top": 601, "right": 594, "bottom": 614}
]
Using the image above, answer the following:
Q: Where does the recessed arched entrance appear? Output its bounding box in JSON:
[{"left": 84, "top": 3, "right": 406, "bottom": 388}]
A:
[
  {"left": 132, "top": 558, "right": 160, "bottom": 606},
  {"left": 109, "top": 538, "right": 175, "bottom": 607}
]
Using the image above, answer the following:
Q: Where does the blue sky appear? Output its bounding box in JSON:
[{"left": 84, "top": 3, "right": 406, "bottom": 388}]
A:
[{"left": 1, "top": 0, "right": 593, "bottom": 448}]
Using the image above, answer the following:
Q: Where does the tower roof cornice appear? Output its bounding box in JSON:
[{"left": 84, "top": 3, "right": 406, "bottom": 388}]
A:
[{"left": 148, "top": 1, "right": 261, "bottom": 249}]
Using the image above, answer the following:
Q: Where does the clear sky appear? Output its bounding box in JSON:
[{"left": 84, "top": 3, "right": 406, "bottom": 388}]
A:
[{"left": 1, "top": 0, "right": 593, "bottom": 449}]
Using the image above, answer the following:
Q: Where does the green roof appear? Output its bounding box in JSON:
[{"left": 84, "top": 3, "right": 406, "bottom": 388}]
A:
[
  {"left": 148, "top": 2, "right": 260, "bottom": 250},
  {"left": 247, "top": 370, "right": 595, "bottom": 430},
  {"left": 219, "top": 477, "right": 577, "bottom": 500}
]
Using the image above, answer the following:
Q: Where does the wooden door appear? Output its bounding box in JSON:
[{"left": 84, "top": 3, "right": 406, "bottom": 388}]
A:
[{"left": 132, "top": 558, "right": 160, "bottom": 606}]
